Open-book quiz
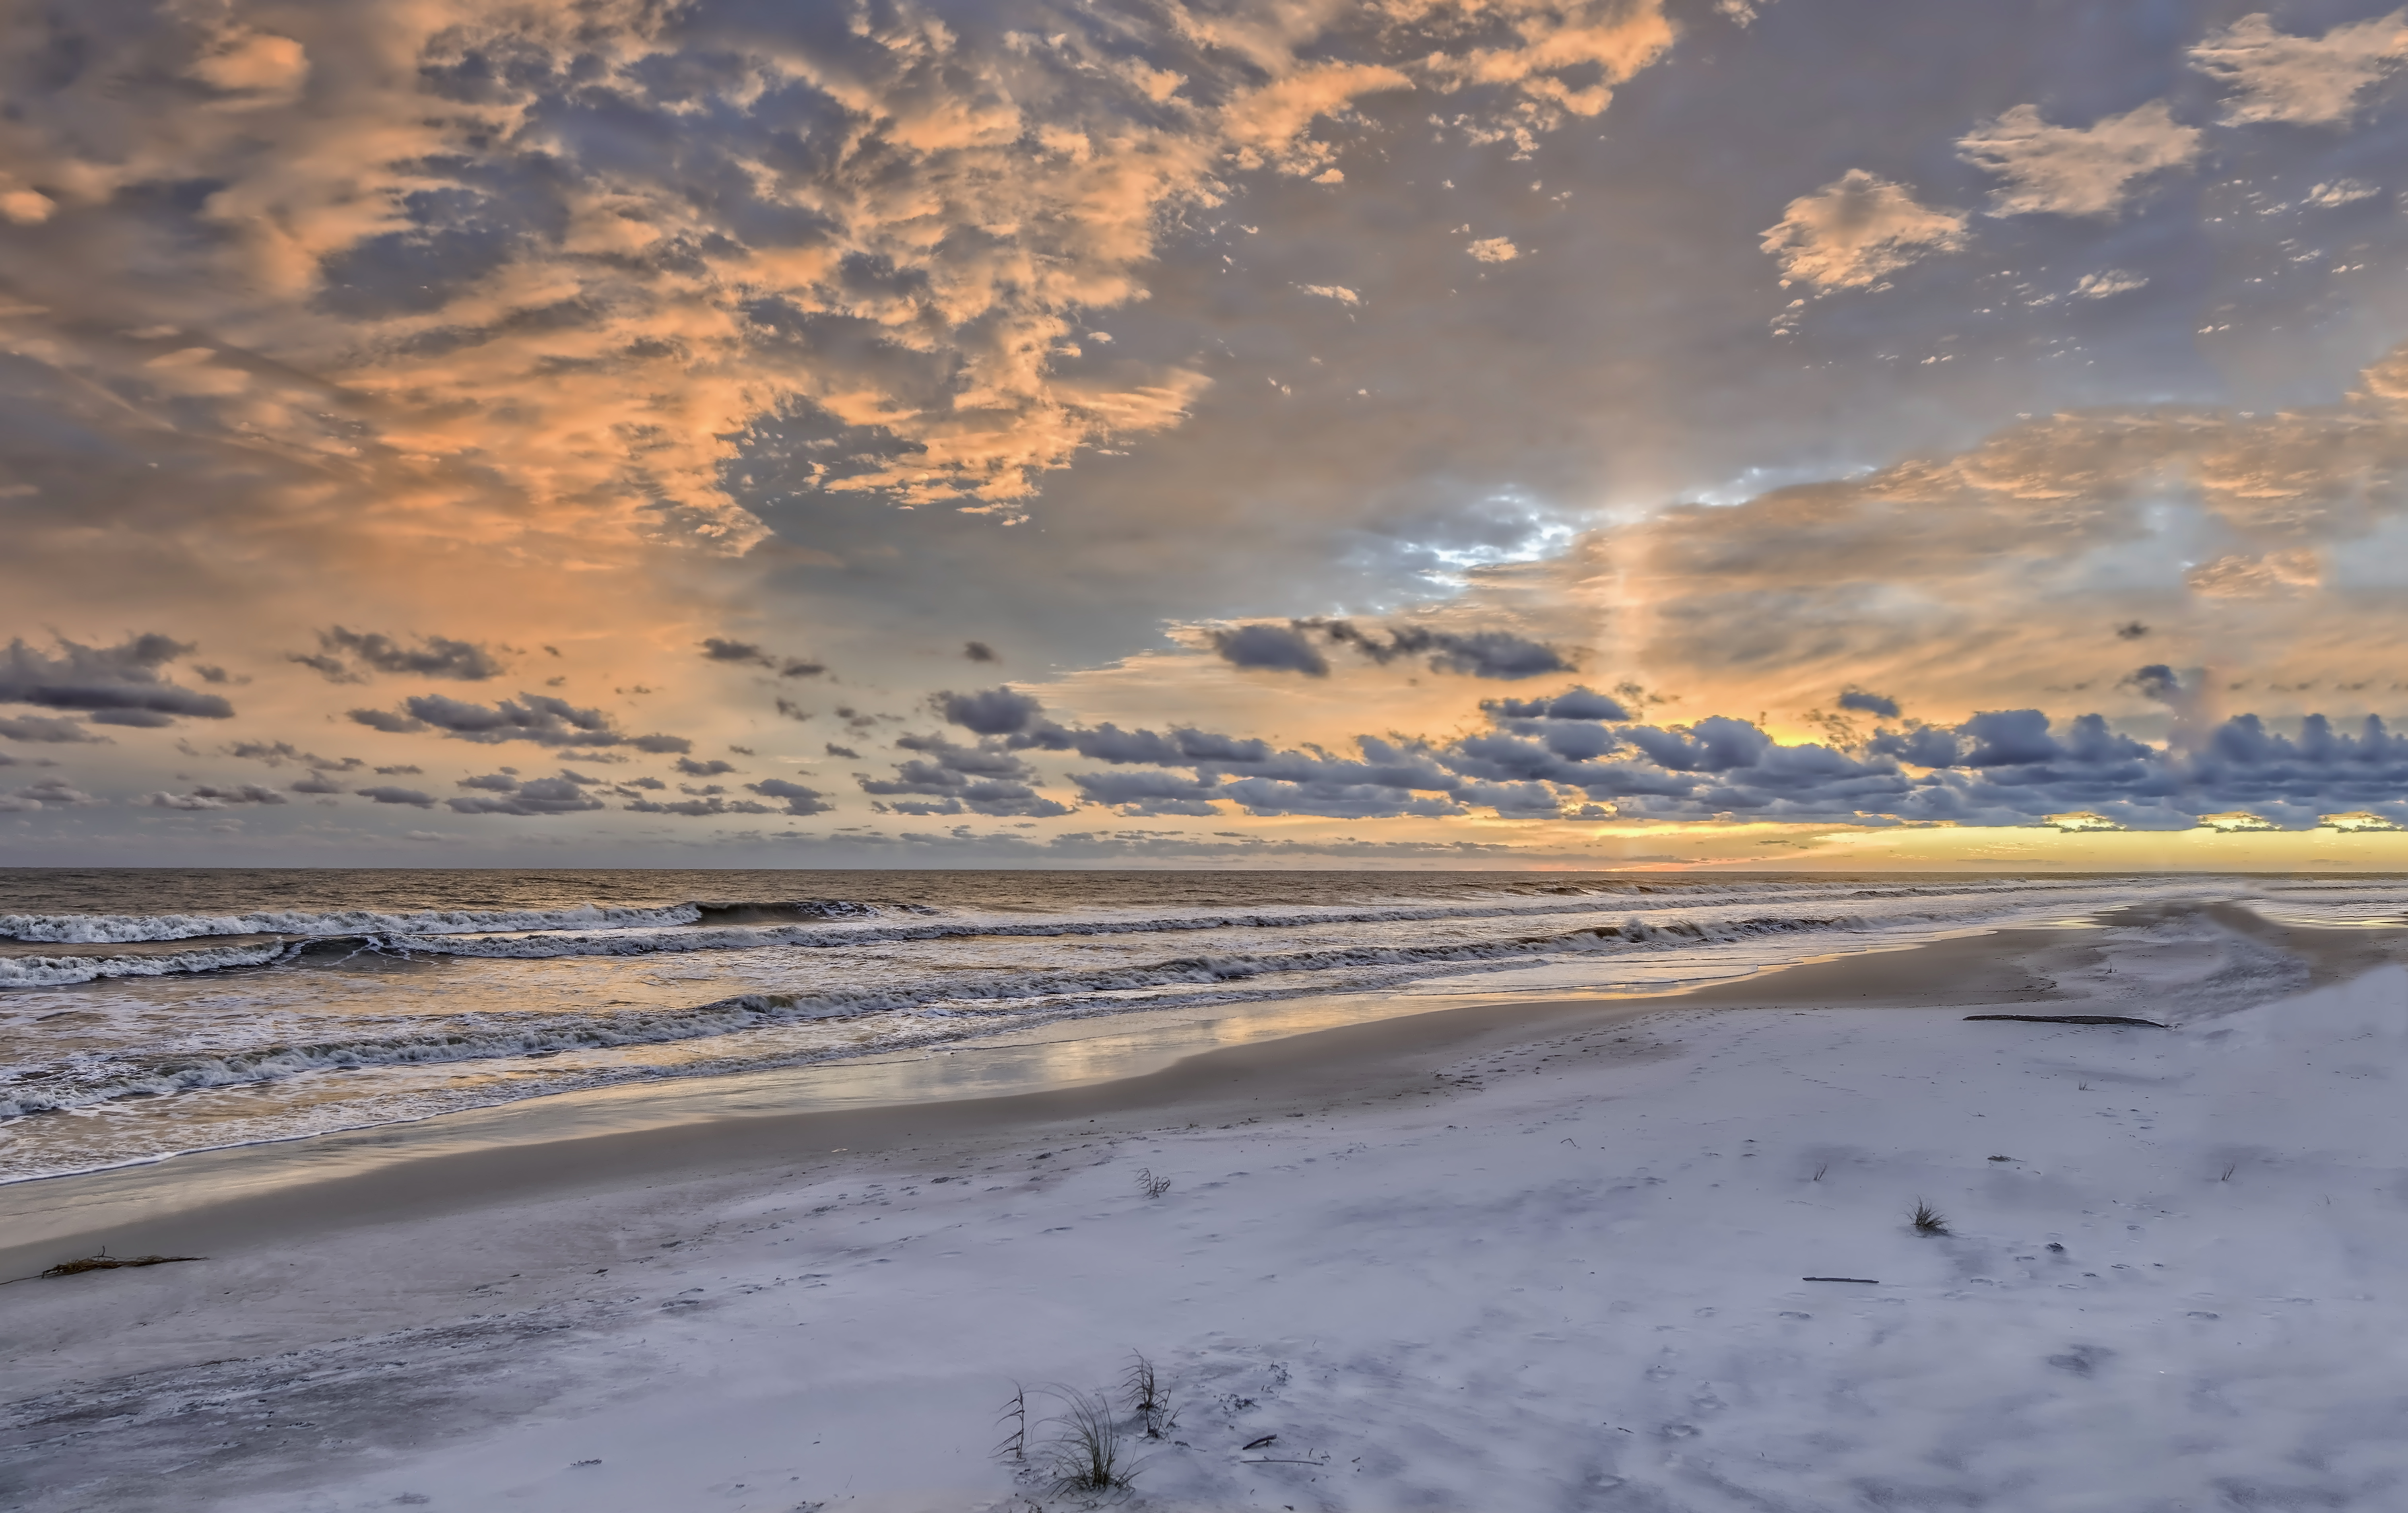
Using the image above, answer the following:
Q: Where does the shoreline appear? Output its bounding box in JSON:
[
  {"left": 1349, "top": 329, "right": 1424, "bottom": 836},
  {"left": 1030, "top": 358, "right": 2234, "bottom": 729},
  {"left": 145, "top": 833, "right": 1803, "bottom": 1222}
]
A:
[
  {"left": 0, "top": 924, "right": 2088, "bottom": 1277},
  {"left": 11, "top": 910, "right": 2390, "bottom": 1280}
]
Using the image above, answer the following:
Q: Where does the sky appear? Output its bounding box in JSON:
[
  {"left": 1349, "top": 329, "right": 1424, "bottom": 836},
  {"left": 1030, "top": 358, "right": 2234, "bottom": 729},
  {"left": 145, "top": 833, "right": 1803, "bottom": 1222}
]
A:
[{"left": 4, "top": 0, "right": 2408, "bottom": 869}]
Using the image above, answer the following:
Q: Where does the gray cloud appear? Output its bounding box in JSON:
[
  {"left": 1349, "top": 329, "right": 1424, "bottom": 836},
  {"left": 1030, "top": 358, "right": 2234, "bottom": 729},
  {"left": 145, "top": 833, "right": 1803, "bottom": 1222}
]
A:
[
  {"left": 143, "top": 784, "right": 287, "bottom": 809},
  {"left": 746, "top": 778, "right": 834, "bottom": 816},
  {"left": 447, "top": 771, "right": 607, "bottom": 816},
  {"left": 962, "top": 683, "right": 2406, "bottom": 830},
  {"left": 353, "top": 785, "right": 438, "bottom": 808},
  {"left": 700, "top": 639, "right": 826, "bottom": 678},
  {"left": 964, "top": 642, "right": 999, "bottom": 664},
  {"left": 0, "top": 713, "right": 109, "bottom": 743},
  {"left": 297, "top": 627, "right": 505, "bottom": 683},
  {"left": 229, "top": 740, "right": 362, "bottom": 769},
  {"left": 0, "top": 778, "right": 97, "bottom": 812},
  {"left": 1209, "top": 624, "right": 1331, "bottom": 676},
  {"left": 675, "top": 757, "right": 739, "bottom": 778},
  {"left": 623, "top": 791, "right": 778, "bottom": 818},
  {"left": 0, "top": 634, "right": 232, "bottom": 721},
  {"left": 1837, "top": 689, "right": 1900, "bottom": 718},
  {"left": 859, "top": 732, "right": 1073, "bottom": 818},
  {"left": 349, "top": 693, "right": 691, "bottom": 752},
  {"left": 935, "top": 688, "right": 1057, "bottom": 738},
  {"left": 1209, "top": 619, "right": 1574, "bottom": 680},
  {"left": 1343, "top": 620, "right": 1571, "bottom": 680}
]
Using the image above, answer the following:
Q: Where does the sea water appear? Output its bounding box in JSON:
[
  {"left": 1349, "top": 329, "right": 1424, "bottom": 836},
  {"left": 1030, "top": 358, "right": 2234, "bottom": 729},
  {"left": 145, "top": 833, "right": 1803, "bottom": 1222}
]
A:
[{"left": 2, "top": 869, "right": 2400, "bottom": 1181}]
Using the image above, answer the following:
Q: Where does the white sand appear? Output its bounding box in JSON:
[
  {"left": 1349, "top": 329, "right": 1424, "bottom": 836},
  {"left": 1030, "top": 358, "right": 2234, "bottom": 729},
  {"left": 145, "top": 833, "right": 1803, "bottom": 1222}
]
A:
[{"left": 7, "top": 917, "right": 2408, "bottom": 1511}]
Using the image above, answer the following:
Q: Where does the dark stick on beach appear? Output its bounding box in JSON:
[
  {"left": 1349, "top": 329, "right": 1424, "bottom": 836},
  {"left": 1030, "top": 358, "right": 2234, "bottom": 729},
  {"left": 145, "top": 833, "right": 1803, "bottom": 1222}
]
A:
[
  {"left": 1802, "top": 1276, "right": 1881, "bottom": 1284},
  {"left": 26, "top": 1250, "right": 204, "bottom": 1282},
  {"left": 1964, "top": 1014, "right": 2169, "bottom": 1028}
]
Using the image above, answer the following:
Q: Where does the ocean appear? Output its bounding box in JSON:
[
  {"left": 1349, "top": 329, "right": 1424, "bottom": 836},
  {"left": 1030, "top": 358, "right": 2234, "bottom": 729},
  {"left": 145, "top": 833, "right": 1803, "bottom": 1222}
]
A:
[{"left": 3, "top": 869, "right": 2402, "bottom": 1183}]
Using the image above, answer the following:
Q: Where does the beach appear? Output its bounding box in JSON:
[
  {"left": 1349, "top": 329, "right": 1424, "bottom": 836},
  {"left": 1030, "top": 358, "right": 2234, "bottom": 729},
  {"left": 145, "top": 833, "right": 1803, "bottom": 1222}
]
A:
[{"left": 8, "top": 899, "right": 2408, "bottom": 1511}]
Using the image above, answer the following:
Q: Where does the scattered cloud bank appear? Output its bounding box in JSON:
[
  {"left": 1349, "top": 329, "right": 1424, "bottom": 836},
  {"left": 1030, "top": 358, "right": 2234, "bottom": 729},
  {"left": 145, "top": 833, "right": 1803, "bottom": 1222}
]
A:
[
  {"left": 0, "top": 0, "right": 1682, "bottom": 547},
  {"left": 930, "top": 683, "right": 2408, "bottom": 831}
]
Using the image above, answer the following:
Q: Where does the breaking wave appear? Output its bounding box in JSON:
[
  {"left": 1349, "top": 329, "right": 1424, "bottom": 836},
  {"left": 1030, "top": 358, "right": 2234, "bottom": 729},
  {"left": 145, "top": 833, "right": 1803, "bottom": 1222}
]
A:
[
  {"left": 0, "top": 899, "right": 898, "bottom": 948},
  {"left": 0, "top": 941, "right": 299, "bottom": 988}
]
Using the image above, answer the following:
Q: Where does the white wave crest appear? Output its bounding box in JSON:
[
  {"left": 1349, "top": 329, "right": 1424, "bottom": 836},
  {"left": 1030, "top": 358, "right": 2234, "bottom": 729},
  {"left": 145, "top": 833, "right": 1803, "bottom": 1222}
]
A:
[
  {"left": 0, "top": 901, "right": 710, "bottom": 944},
  {"left": 0, "top": 941, "right": 295, "bottom": 987}
]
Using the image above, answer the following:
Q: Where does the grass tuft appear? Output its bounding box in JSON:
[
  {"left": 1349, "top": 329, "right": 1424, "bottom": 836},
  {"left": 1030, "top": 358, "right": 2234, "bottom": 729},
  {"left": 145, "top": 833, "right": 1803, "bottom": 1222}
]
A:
[
  {"left": 1134, "top": 1168, "right": 1172, "bottom": 1199},
  {"left": 992, "top": 1380, "right": 1029, "bottom": 1463},
  {"left": 1910, "top": 1199, "right": 1950, "bottom": 1236},
  {"left": 1122, "top": 1351, "right": 1171, "bottom": 1438},
  {"left": 1036, "top": 1387, "right": 1136, "bottom": 1497}
]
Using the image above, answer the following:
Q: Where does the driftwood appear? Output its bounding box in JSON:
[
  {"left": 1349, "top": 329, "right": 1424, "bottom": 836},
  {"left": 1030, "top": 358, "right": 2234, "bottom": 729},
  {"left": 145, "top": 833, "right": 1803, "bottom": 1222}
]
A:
[
  {"left": 37, "top": 1253, "right": 202, "bottom": 1278},
  {"left": 1964, "top": 1014, "right": 2167, "bottom": 1028},
  {"left": 1802, "top": 1276, "right": 1880, "bottom": 1284}
]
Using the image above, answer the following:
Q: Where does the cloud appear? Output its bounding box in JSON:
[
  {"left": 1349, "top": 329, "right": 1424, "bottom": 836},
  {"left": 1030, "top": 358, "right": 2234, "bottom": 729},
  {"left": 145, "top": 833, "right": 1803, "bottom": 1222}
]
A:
[
  {"left": 0, "top": 778, "right": 97, "bottom": 812},
  {"left": 859, "top": 732, "right": 1073, "bottom": 818},
  {"left": 297, "top": 627, "right": 504, "bottom": 682},
  {"left": 1295, "top": 285, "right": 1361, "bottom": 304},
  {"left": 1467, "top": 237, "right": 1521, "bottom": 263},
  {"left": 935, "top": 687, "right": 1058, "bottom": 738},
  {"left": 2323, "top": 811, "right": 2405, "bottom": 832},
  {"left": 349, "top": 693, "right": 690, "bottom": 752},
  {"left": 353, "top": 785, "right": 439, "bottom": 808},
  {"left": 1209, "top": 624, "right": 1332, "bottom": 676},
  {"left": 1207, "top": 620, "right": 1574, "bottom": 680},
  {"left": 745, "top": 777, "right": 835, "bottom": 816},
  {"left": 0, "top": 633, "right": 233, "bottom": 721},
  {"left": 2189, "top": 10, "right": 2408, "bottom": 126},
  {"left": 700, "top": 639, "right": 825, "bottom": 678},
  {"left": 0, "top": 714, "right": 108, "bottom": 744},
  {"left": 623, "top": 792, "right": 777, "bottom": 817},
  {"left": 2304, "top": 179, "right": 2382, "bottom": 208},
  {"left": 228, "top": 741, "right": 361, "bottom": 769},
  {"left": 2184, "top": 550, "right": 2321, "bottom": 598},
  {"left": 1837, "top": 689, "right": 1901, "bottom": 719},
  {"left": 2044, "top": 811, "right": 2123, "bottom": 832},
  {"left": 290, "top": 771, "right": 347, "bottom": 795},
  {"left": 0, "top": 0, "right": 1686, "bottom": 562},
  {"left": 144, "top": 784, "right": 287, "bottom": 809},
  {"left": 1484, "top": 687, "right": 1634, "bottom": 721},
  {"left": 1313, "top": 620, "right": 1574, "bottom": 680},
  {"left": 1956, "top": 101, "right": 2201, "bottom": 219},
  {"left": 1760, "top": 170, "right": 1968, "bottom": 289},
  {"left": 447, "top": 771, "right": 607, "bottom": 816},
  {"left": 2122, "top": 665, "right": 2183, "bottom": 704},
  {"left": 2073, "top": 270, "right": 2149, "bottom": 299},
  {"left": 964, "top": 641, "right": 1000, "bottom": 664},
  {"left": 675, "top": 757, "right": 739, "bottom": 778},
  {"left": 988, "top": 664, "right": 2408, "bottom": 829}
]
